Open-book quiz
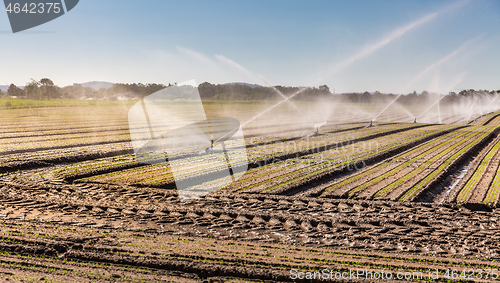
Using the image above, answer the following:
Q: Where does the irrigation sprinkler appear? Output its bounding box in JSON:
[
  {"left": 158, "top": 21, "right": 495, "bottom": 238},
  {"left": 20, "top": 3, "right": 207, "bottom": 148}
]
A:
[
  {"left": 203, "top": 117, "right": 240, "bottom": 154},
  {"left": 302, "top": 122, "right": 332, "bottom": 139},
  {"left": 364, "top": 120, "right": 377, "bottom": 128},
  {"left": 414, "top": 118, "right": 417, "bottom": 123}
]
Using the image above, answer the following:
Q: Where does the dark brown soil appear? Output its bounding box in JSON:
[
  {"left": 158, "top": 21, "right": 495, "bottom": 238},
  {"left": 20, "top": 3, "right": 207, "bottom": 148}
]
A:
[{"left": 1, "top": 186, "right": 500, "bottom": 282}]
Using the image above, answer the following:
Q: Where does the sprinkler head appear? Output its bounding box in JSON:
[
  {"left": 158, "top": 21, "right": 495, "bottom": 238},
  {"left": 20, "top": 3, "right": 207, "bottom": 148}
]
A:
[
  {"left": 414, "top": 118, "right": 417, "bottom": 123},
  {"left": 369, "top": 120, "right": 373, "bottom": 126}
]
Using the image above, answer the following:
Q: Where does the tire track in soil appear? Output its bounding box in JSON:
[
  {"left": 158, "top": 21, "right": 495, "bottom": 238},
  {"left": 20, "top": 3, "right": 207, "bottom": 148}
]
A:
[
  {"left": 0, "top": 197, "right": 499, "bottom": 282},
  {"left": 1, "top": 181, "right": 500, "bottom": 262}
]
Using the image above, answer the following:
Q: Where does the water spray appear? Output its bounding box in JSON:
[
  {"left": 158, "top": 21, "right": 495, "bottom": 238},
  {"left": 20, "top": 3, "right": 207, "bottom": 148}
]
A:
[
  {"left": 241, "top": 87, "right": 310, "bottom": 127},
  {"left": 259, "top": 75, "right": 305, "bottom": 116},
  {"left": 369, "top": 94, "right": 403, "bottom": 127},
  {"left": 416, "top": 94, "right": 447, "bottom": 121},
  {"left": 302, "top": 121, "right": 330, "bottom": 139}
]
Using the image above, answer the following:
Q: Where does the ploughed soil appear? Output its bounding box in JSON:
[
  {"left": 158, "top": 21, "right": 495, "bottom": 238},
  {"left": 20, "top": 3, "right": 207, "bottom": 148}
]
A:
[{"left": 1, "top": 179, "right": 500, "bottom": 282}]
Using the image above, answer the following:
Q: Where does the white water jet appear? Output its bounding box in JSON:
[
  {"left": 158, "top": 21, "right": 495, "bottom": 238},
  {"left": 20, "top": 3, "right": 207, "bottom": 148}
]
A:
[
  {"left": 259, "top": 75, "right": 305, "bottom": 116},
  {"left": 241, "top": 87, "right": 309, "bottom": 127},
  {"left": 399, "top": 105, "right": 416, "bottom": 121},
  {"left": 372, "top": 94, "right": 402, "bottom": 122},
  {"left": 416, "top": 94, "right": 446, "bottom": 120},
  {"left": 437, "top": 99, "right": 441, "bottom": 124}
]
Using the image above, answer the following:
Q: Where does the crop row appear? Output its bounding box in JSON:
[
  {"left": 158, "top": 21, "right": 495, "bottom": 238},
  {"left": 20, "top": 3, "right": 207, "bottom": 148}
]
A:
[
  {"left": 485, "top": 153, "right": 500, "bottom": 207},
  {"left": 55, "top": 155, "right": 139, "bottom": 180},
  {"left": 0, "top": 142, "right": 133, "bottom": 167},
  {"left": 320, "top": 127, "right": 475, "bottom": 199},
  {"left": 0, "top": 135, "right": 132, "bottom": 156},
  {"left": 457, "top": 136, "right": 500, "bottom": 204},
  {"left": 373, "top": 128, "right": 483, "bottom": 200},
  {"left": 397, "top": 126, "right": 494, "bottom": 201},
  {"left": 0, "top": 128, "right": 131, "bottom": 146},
  {"left": 59, "top": 123, "right": 415, "bottom": 187},
  {"left": 229, "top": 125, "right": 456, "bottom": 195},
  {"left": 244, "top": 123, "right": 418, "bottom": 162},
  {"left": 315, "top": 126, "right": 492, "bottom": 202}
]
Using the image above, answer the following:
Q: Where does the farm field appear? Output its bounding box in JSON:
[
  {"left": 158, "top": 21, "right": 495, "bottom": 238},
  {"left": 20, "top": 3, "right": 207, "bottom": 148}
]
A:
[{"left": 2, "top": 101, "right": 500, "bottom": 282}]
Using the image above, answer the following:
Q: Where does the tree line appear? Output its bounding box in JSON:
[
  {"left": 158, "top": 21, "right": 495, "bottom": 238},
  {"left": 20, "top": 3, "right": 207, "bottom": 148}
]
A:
[
  {"left": 2, "top": 79, "right": 333, "bottom": 101},
  {"left": 197, "top": 82, "right": 331, "bottom": 101},
  {"left": 1, "top": 78, "right": 499, "bottom": 104},
  {"left": 3, "top": 79, "right": 168, "bottom": 100},
  {"left": 340, "top": 90, "right": 500, "bottom": 105}
]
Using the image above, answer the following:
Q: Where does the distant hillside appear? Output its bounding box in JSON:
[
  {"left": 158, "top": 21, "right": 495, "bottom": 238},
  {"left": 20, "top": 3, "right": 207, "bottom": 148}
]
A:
[
  {"left": 80, "top": 81, "right": 114, "bottom": 90},
  {"left": 222, "top": 82, "right": 263, "bottom": 88}
]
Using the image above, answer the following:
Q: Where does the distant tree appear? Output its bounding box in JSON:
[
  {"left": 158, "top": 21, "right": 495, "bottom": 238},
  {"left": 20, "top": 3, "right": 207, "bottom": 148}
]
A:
[
  {"left": 372, "top": 91, "right": 384, "bottom": 102},
  {"left": 319, "top": 85, "right": 330, "bottom": 93},
  {"left": 420, "top": 90, "right": 429, "bottom": 101},
  {"left": 60, "top": 83, "right": 86, "bottom": 99},
  {"left": 198, "top": 82, "right": 217, "bottom": 99},
  {"left": 7, "top": 84, "right": 24, "bottom": 97},
  {"left": 360, "top": 91, "right": 371, "bottom": 103},
  {"left": 25, "top": 79, "right": 40, "bottom": 99},
  {"left": 39, "top": 78, "right": 60, "bottom": 99}
]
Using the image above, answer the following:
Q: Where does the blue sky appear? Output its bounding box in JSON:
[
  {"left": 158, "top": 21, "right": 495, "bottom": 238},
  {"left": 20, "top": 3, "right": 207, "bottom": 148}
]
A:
[{"left": 1, "top": 0, "right": 499, "bottom": 93}]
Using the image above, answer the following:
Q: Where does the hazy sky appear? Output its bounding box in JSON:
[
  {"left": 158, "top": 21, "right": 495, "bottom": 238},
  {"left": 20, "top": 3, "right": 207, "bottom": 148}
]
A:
[{"left": 1, "top": 0, "right": 499, "bottom": 93}]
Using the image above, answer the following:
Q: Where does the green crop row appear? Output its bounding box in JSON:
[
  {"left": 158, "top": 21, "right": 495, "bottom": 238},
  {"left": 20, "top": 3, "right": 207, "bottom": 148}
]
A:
[
  {"left": 80, "top": 163, "right": 165, "bottom": 182},
  {"left": 258, "top": 127, "right": 447, "bottom": 194},
  {"left": 257, "top": 127, "right": 443, "bottom": 193},
  {"left": 57, "top": 156, "right": 136, "bottom": 178},
  {"left": 348, "top": 129, "right": 471, "bottom": 198},
  {"left": 459, "top": 137, "right": 500, "bottom": 204},
  {"left": 401, "top": 127, "right": 494, "bottom": 202},
  {"left": 246, "top": 123, "right": 415, "bottom": 162},
  {"left": 373, "top": 129, "right": 479, "bottom": 199},
  {"left": 484, "top": 156, "right": 500, "bottom": 206}
]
